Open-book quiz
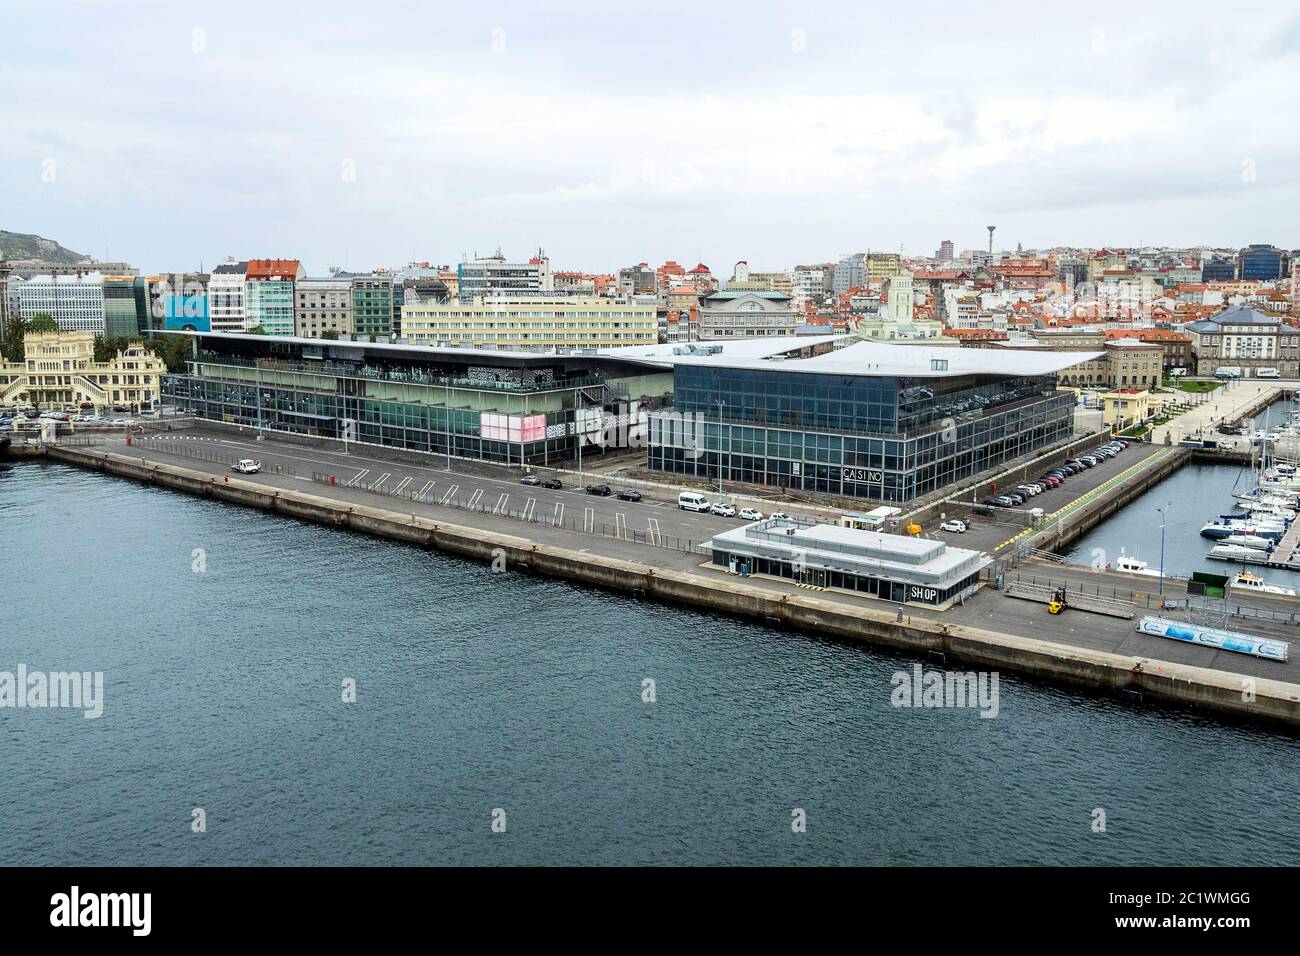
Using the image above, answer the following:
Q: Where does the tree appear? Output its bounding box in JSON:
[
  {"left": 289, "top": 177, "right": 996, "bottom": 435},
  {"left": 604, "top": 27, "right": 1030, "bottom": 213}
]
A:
[
  {"left": 245, "top": 325, "right": 268, "bottom": 335},
  {"left": 93, "top": 335, "right": 134, "bottom": 363},
  {"left": 320, "top": 329, "right": 340, "bottom": 340},
  {"left": 26, "top": 313, "right": 58, "bottom": 333},
  {"left": 147, "top": 333, "right": 194, "bottom": 373},
  {"left": 1, "top": 318, "right": 25, "bottom": 363}
]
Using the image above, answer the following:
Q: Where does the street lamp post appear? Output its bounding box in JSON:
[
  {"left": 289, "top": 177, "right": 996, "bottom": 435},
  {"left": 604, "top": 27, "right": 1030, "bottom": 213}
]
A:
[
  {"left": 1156, "top": 501, "right": 1172, "bottom": 594},
  {"left": 576, "top": 390, "right": 586, "bottom": 488}
]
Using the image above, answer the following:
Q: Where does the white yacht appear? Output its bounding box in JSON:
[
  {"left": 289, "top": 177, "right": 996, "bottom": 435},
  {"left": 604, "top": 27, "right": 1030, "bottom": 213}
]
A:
[
  {"left": 1208, "top": 543, "right": 1265, "bottom": 561},
  {"left": 1231, "top": 571, "right": 1297, "bottom": 597},
  {"left": 1220, "top": 534, "right": 1273, "bottom": 551},
  {"left": 1114, "top": 549, "right": 1162, "bottom": 578}
]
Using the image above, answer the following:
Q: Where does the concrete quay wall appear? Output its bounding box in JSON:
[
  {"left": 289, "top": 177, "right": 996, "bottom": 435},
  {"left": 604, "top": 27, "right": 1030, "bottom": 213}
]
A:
[{"left": 38, "top": 444, "right": 1300, "bottom": 732}]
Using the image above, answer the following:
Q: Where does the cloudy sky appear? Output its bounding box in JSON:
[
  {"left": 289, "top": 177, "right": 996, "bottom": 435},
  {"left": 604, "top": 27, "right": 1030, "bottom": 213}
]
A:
[{"left": 3, "top": 0, "right": 1298, "bottom": 275}]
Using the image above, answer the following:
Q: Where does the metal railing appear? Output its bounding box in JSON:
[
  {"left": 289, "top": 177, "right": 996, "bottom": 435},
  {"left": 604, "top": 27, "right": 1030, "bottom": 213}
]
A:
[
  {"left": 133, "top": 437, "right": 297, "bottom": 477},
  {"left": 1006, "top": 570, "right": 1299, "bottom": 624}
]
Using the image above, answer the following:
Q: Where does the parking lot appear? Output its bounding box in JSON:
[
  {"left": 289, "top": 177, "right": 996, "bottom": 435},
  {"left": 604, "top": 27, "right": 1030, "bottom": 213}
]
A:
[
  {"left": 112, "top": 428, "right": 767, "bottom": 548},
  {"left": 929, "top": 439, "right": 1168, "bottom": 555}
]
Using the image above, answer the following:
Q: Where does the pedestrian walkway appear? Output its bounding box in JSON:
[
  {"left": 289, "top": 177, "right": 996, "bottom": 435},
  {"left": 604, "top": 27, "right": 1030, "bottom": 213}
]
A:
[{"left": 1149, "top": 381, "right": 1284, "bottom": 445}]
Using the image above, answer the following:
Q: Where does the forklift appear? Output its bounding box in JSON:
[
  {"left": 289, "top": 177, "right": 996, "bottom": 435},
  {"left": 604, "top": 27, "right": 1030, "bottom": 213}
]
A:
[{"left": 1047, "top": 587, "right": 1068, "bottom": 615}]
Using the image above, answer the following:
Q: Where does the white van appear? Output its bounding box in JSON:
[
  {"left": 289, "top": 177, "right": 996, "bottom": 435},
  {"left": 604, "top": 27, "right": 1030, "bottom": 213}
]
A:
[
  {"left": 678, "top": 491, "right": 711, "bottom": 512},
  {"left": 1256, "top": 367, "right": 1279, "bottom": 378}
]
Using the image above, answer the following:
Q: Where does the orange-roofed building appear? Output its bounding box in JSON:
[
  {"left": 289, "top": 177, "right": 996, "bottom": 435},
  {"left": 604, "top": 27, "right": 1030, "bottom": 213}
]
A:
[{"left": 244, "top": 259, "right": 305, "bottom": 334}]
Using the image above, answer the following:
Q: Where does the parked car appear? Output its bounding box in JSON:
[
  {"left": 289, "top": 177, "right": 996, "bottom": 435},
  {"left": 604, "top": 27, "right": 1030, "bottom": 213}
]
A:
[
  {"left": 540, "top": 478, "right": 562, "bottom": 490},
  {"left": 1038, "top": 477, "right": 1060, "bottom": 488},
  {"left": 769, "top": 511, "right": 791, "bottom": 521},
  {"left": 615, "top": 490, "right": 642, "bottom": 502},
  {"left": 710, "top": 502, "right": 737, "bottom": 517},
  {"left": 1004, "top": 492, "right": 1027, "bottom": 505},
  {"left": 232, "top": 459, "right": 262, "bottom": 474},
  {"left": 585, "top": 484, "right": 612, "bottom": 496},
  {"left": 678, "top": 491, "right": 711, "bottom": 512},
  {"left": 940, "top": 519, "right": 967, "bottom": 533},
  {"left": 738, "top": 507, "right": 765, "bottom": 521},
  {"left": 519, "top": 475, "right": 542, "bottom": 486}
]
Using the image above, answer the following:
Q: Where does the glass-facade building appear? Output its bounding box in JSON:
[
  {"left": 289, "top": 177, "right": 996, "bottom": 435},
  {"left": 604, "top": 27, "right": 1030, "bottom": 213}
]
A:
[
  {"left": 158, "top": 334, "right": 660, "bottom": 467},
  {"left": 102, "top": 276, "right": 141, "bottom": 338},
  {"left": 647, "top": 365, "right": 1074, "bottom": 502},
  {"left": 352, "top": 276, "right": 393, "bottom": 338},
  {"left": 1238, "top": 244, "right": 1284, "bottom": 282}
]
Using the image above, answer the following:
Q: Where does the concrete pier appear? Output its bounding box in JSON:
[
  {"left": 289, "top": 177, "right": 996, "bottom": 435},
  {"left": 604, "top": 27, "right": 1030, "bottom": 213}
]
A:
[{"left": 18, "top": 442, "right": 1300, "bottom": 732}]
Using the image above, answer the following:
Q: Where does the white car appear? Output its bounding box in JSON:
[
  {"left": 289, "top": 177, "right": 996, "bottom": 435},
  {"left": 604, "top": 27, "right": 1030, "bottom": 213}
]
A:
[
  {"left": 738, "top": 507, "right": 765, "bottom": 521},
  {"left": 710, "top": 502, "right": 737, "bottom": 517},
  {"left": 769, "top": 511, "right": 791, "bottom": 521},
  {"left": 940, "top": 519, "right": 967, "bottom": 533},
  {"left": 232, "top": 459, "right": 262, "bottom": 474}
]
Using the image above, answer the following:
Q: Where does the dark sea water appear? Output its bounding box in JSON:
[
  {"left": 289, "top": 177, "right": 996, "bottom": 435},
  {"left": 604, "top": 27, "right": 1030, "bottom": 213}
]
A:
[{"left": 2, "top": 461, "right": 1297, "bottom": 866}]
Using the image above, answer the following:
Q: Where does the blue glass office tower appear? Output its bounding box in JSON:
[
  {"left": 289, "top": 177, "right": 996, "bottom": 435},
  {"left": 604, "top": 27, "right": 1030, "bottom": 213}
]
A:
[{"left": 1238, "top": 245, "right": 1284, "bottom": 282}]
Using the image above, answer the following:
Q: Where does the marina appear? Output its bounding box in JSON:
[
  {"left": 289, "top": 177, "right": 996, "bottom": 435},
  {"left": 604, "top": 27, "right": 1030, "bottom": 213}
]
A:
[{"left": 1068, "top": 398, "right": 1300, "bottom": 587}]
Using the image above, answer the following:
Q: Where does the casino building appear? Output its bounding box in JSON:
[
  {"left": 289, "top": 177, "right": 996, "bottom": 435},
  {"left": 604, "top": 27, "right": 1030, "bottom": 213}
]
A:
[{"left": 640, "top": 339, "right": 1096, "bottom": 503}]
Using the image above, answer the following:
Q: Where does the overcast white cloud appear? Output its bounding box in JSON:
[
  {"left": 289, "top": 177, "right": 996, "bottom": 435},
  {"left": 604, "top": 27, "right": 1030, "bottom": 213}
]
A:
[{"left": 2, "top": 0, "right": 1298, "bottom": 274}]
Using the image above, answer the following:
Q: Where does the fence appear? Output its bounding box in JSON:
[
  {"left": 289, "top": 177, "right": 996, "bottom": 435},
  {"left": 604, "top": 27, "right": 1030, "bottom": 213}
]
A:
[
  {"left": 306, "top": 469, "right": 709, "bottom": 556},
  {"left": 1006, "top": 569, "right": 1300, "bottom": 625},
  {"left": 134, "top": 437, "right": 297, "bottom": 478}
]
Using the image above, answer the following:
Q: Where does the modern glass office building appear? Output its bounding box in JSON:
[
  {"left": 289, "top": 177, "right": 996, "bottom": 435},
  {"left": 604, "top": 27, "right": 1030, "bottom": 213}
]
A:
[
  {"left": 1238, "top": 244, "right": 1285, "bottom": 282},
  {"left": 646, "top": 341, "right": 1090, "bottom": 502},
  {"left": 159, "top": 331, "right": 675, "bottom": 466}
]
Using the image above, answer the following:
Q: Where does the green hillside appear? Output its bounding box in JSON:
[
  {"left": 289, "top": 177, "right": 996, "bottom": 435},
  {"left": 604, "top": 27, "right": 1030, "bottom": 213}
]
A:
[{"left": 0, "top": 230, "right": 87, "bottom": 263}]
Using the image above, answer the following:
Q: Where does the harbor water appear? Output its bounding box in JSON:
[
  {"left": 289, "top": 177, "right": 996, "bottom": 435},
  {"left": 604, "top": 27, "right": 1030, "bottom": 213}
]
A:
[
  {"left": 1065, "top": 399, "right": 1300, "bottom": 589},
  {"left": 3, "top": 461, "right": 1298, "bottom": 865}
]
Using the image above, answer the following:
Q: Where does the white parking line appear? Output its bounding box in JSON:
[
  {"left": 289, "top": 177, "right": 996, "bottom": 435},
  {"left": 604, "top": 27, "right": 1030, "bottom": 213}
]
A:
[
  {"left": 553, "top": 502, "right": 564, "bottom": 527},
  {"left": 393, "top": 476, "right": 413, "bottom": 495},
  {"left": 440, "top": 483, "right": 460, "bottom": 505},
  {"left": 467, "top": 488, "right": 484, "bottom": 509},
  {"left": 583, "top": 507, "right": 595, "bottom": 534},
  {"left": 345, "top": 468, "right": 370, "bottom": 487},
  {"left": 415, "top": 480, "right": 436, "bottom": 502},
  {"left": 371, "top": 472, "right": 391, "bottom": 490},
  {"left": 522, "top": 497, "right": 536, "bottom": 521},
  {"left": 492, "top": 493, "right": 509, "bottom": 515},
  {"left": 615, "top": 512, "right": 627, "bottom": 539},
  {"left": 647, "top": 517, "right": 661, "bottom": 546}
]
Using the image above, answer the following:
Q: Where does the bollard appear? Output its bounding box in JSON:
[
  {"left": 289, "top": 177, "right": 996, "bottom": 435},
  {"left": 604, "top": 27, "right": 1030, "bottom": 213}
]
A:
[{"left": 329, "top": 474, "right": 335, "bottom": 485}]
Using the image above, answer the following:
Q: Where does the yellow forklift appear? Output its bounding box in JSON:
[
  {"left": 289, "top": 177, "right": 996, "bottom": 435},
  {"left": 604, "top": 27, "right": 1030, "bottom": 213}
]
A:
[{"left": 1047, "top": 586, "right": 1068, "bottom": 615}]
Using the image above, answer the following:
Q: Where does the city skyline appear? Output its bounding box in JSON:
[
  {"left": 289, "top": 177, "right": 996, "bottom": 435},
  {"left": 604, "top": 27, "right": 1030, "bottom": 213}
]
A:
[{"left": 3, "top": 1, "right": 1300, "bottom": 275}]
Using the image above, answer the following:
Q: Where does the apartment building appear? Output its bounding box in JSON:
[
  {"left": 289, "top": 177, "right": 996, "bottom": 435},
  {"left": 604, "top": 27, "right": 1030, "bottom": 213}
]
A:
[
  {"left": 244, "top": 259, "right": 304, "bottom": 336},
  {"left": 400, "top": 294, "right": 658, "bottom": 349},
  {"left": 209, "top": 261, "right": 248, "bottom": 332},
  {"left": 294, "top": 278, "right": 354, "bottom": 338},
  {"left": 866, "top": 252, "right": 901, "bottom": 283}
]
